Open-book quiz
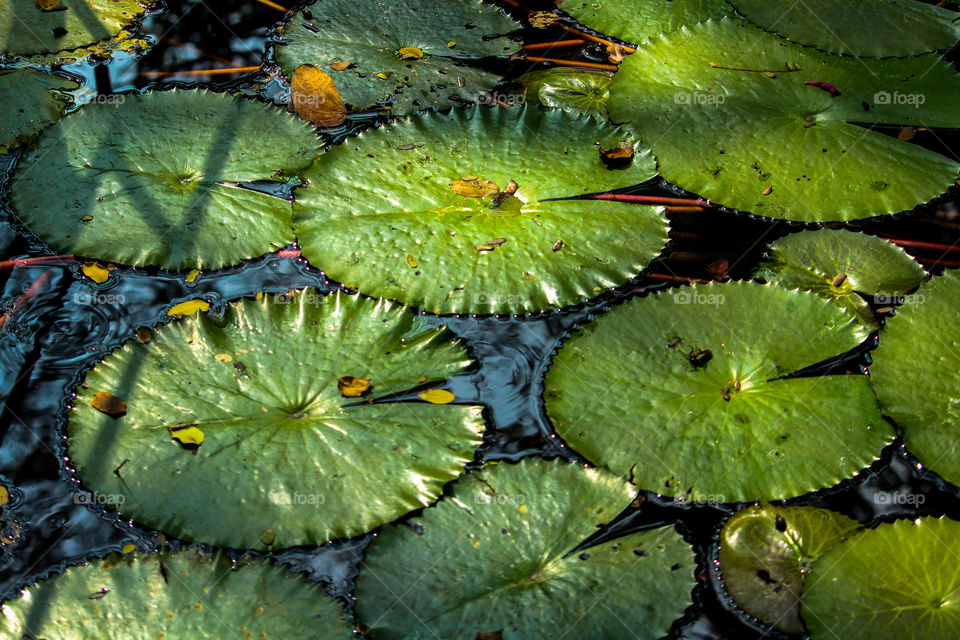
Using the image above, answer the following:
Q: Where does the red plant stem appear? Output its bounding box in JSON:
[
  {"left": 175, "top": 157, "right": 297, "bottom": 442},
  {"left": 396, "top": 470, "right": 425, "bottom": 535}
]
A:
[
  {"left": 254, "top": 0, "right": 289, "bottom": 11},
  {"left": 0, "top": 255, "right": 75, "bottom": 270},
  {"left": 520, "top": 56, "right": 619, "bottom": 71},
  {"left": 276, "top": 249, "right": 302, "bottom": 259},
  {"left": 643, "top": 272, "right": 710, "bottom": 284},
  {"left": 498, "top": 0, "right": 534, "bottom": 12},
  {"left": 559, "top": 25, "right": 636, "bottom": 54},
  {"left": 588, "top": 193, "right": 714, "bottom": 207},
  {"left": 665, "top": 206, "right": 709, "bottom": 214},
  {"left": 139, "top": 66, "right": 261, "bottom": 78},
  {"left": 876, "top": 236, "right": 960, "bottom": 253},
  {"left": 522, "top": 39, "right": 587, "bottom": 51},
  {"left": 916, "top": 257, "right": 960, "bottom": 268},
  {"left": 0, "top": 270, "right": 54, "bottom": 331}
]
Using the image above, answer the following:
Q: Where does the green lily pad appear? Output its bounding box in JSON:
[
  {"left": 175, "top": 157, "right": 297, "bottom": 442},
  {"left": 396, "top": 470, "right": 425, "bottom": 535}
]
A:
[
  {"left": 0, "top": 69, "right": 78, "bottom": 153},
  {"left": 757, "top": 229, "right": 925, "bottom": 327},
  {"left": 871, "top": 270, "right": 960, "bottom": 486},
  {"left": 608, "top": 18, "right": 960, "bottom": 221},
  {"left": 0, "top": 0, "right": 145, "bottom": 57},
  {"left": 275, "top": 0, "right": 521, "bottom": 115},
  {"left": 803, "top": 517, "right": 960, "bottom": 640},
  {"left": 67, "top": 291, "right": 484, "bottom": 550},
  {"left": 294, "top": 106, "right": 667, "bottom": 314},
  {"left": 11, "top": 89, "right": 320, "bottom": 270},
  {"left": 544, "top": 281, "right": 895, "bottom": 502},
  {"left": 558, "top": 0, "right": 727, "bottom": 45},
  {"left": 357, "top": 458, "right": 695, "bottom": 639},
  {"left": 521, "top": 68, "right": 612, "bottom": 118},
  {"left": 0, "top": 548, "right": 354, "bottom": 638},
  {"left": 718, "top": 503, "right": 860, "bottom": 633},
  {"left": 731, "top": 0, "right": 960, "bottom": 57}
]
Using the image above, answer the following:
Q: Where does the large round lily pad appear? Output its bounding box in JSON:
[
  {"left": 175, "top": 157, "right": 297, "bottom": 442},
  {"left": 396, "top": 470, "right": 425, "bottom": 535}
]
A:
[
  {"left": 0, "top": 69, "right": 78, "bottom": 153},
  {"left": 608, "top": 18, "right": 960, "bottom": 221},
  {"left": 67, "top": 291, "right": 484, "bottom": 550},
  {"left": 294, "top": 106, "right": 668, "bottom": 314},
  {"left": 717, "top": 503, "right": 859, "bottom": 633},
  {"left": 558, "top": 0, "right": 727, "bottom": 45},
  {"left": 0, "top": 0, "right": 145, "bottom": 56},
  {"left": 803, "top": 517, "right": 960, "bottom": 640},
  {"left": 0, "top": 548, "right": 354, "bottom": 638},
  {"left": 275, "top": 0, "right": 521, "bottom": 115},
  {"left": 357, "top": 458, "right": 695, "bottom": 639},
  {"left": 731, "top": 0, "right": 960, "bottom": 57},
  {"left": 544, "top": 281, "right": 895, "bottom": 502},
  {"left": 11, "top": 89, "right": 320, "bottom": 270},
  {"left": 757, "top": 229, "right": 925, "bottom": 327},
  {"left": 871, "top": 270, "right": 960, "bottom": 487}
]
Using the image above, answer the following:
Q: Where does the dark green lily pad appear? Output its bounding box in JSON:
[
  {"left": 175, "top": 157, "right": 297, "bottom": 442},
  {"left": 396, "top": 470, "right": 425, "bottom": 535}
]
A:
[
  {"left": 0, "top": 0, "right": 145, "bottom": 56},
  {"left": 294, "top": 106, "right": 667, "bottom": 314},
  {"left": 67, "top": 291, "right": 484, "bottom": 550},
  {"left": 0, "top": 548, "right": 354, "bottom": 638},
  {"left": 732, "top": 0, "right": 960, "bottom": 57},
  {"left": 544, "top": 281, "right": 894, "bottom": 502},
  {"left": 11, "top": 89, "right": 320, "bottom": 270},
  {"left": 558, "top": 0, "right": 727, "bottom": 45},
  {"left": 0, "top": 69, "right": 77, "bottom": 153},
  {"left": 608, "top": 18, "right": 960, "bottom": 221},
  {"left": 521, "top": 68, "right": 612, "bottom": 118},
  {"left": 757, "top": 229, "right": 925, "bottom": 327},
  {"left": 871, "top": 270, "right": 960, "bottom": 486},
  {"left": 718, "top": 503, "right": 859, "bottom": 633},
  {"left": 804, "top": 517, "right": 960, "bottom": 640},
  {"left": 357, "top": 458, "right": 695, "bottom": 640},
  {"left": 275, "top": 0, "right": 520, "bottom": 115}
]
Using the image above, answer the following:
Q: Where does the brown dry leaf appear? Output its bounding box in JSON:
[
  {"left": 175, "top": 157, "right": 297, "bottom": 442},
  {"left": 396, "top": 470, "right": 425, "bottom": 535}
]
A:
[
  {"left": 418, "top": 389, "right": 456, "bottom": 404},
  {"left": 762, "top": 186, "right": 773, "bottom": 195},
  {"left": 330, "top": 61, "right": 351, "bottom": 71},
  {"left": 897, "top": 126, "right": 916, "bottom": 141},
  {"left": 475, "top": 633, "right": 503, "bottom": 640},
  {"left": 599, "top": 141, "right": 635, "bottom": 161},
  {"left": 606, "top": 42, "right": 627, "bottom": 64},
  {"left": 529, "top": 11, "right": 558, "bottom": 28},
  {"left": 35, "top": 0, "right": 61, "bottom": 10},
  {"left": 338, "top": 376, "right": 371, "bottom": 397},
  {"left": 450, "top": 176, "right": 499, "bottom": 198},
  {"left": 135, "top": 327, "right": 152, "bottom": 344},
  {"left": 397, "top": 46, "right": 425, "bottom": 60},
  {"left": 91, "top": 392, "right": 126, "bottom": 418},
  {"left": 490, "top": 179, "right": 518, "bottom": 206},
  {"left": 552, "top": 240, "right": 564, "bottom": 252},
  {"left": 476, "top": 237, "right": 507, "bottom": 252},
  {"left": 290, "top": 63, "right": 346, "bottom": 127}
]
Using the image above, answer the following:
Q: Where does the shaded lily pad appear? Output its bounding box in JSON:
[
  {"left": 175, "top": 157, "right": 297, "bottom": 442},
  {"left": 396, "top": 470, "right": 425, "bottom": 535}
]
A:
[
  {"left": 871, "top": 270, "right": 960, "bottom": 486},
  {"left": 717, "top": 503, "right": 859, "bottom": 633},
  {"left": 0, "top": 548, "right": 354, "bottom": 638},
  {"left": 544, "top": 281, "right": 894, "bottom": 502},
  {"left": 558, "top": 0, "right": 727, "bottom": 45},
  {"left": 521, "top": 68, "right": 612, "bottom": 118},
  {"left": 275, "top": 0, "right": 521, "bottom": 115},
  {"left": 803, "top": 517, "right": 960, "bottom": 640},
  {"left": 67, "top": 291, "right": 484, "bottom": 550},
  {"left": 294, "top": 106, "right": 667, "bottom": 314},
  {"left": 357, "top": 458, "right": 695, "bottom": 639},
  {"left": 608, "top": 18, "right": 960, "bottom": 221},
  {"left": 757, "top": 229, "right": 925, "bottom": 327},
  {"left": 732, "top": 0, "right": 960, "bottom": 57},
  {"left": 11, "top": 89, "right": 320, "bottom": 270},
  {"left": 0, "top": 69, "right": 77, "bottom": 153},
  {"left": 0, "top": 0, "right": 146, "bottom": 57}
]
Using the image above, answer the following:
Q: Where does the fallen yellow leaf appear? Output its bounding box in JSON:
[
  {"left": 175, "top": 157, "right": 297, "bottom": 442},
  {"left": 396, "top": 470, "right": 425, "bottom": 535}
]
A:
[
  {"left": 167, "top": 300, "right": 210, "bottom": 317},
  {"left": 122, "top": 543, "right": 136, "bottom": 554},
  {"left": 185, "top": 269, "right": 200, "bottom": 283},
  {"left": 168, "top": 425, "right": 205, "bottom": 446},
  {"left": 82, "top": 261, "right": 112, "bottom": 284},
  {"left": 529, "top": 11, "right": 558, "bottom": 27},
  {"left": 450, "top": 176, "right": 499, "bottom": 198},
  {"left": 35, "top": 0, "right": 61, "bottom": 10},
  {"left": 418, "top": 389, "right": 456, "bottom": 404},
  {"left": 290, "top": 63, "right": 346, "bottom": 127},
  {"left": 214, "top": 353, "right": 233, "bottom": 363},
  {"left": 397, "top": 46, "right": 424, "bottom": 60},
  {"left": 338, "top": 376, "right": 371, "bottom": 397},
  {"left": 0, "top": 486, "right": 8, "bottom": 506},
  {"left": 330, "top": 61, "right": 351, "bottom": 71},
  {"left": 407, "top": 254, "right": 419, "bottom": 268},
  {"left": 91, "top": 392, "right": 126, "bottom": 417}
]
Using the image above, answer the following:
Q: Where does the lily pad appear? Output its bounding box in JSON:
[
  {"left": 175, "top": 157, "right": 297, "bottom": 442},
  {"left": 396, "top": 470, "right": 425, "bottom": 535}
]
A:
[
  {"left": 275, "top": 0, "right": 521, "bottom": 115},
  {"left": 717, "top": 503, "right": 859, "bottom": 633},
  {"left": 0, "top": 69, "right": 77, "bottom": 153},
  {"left": 294, "top": 106, "right": 667, "bottom": 314},
  {"left": 521, "top": 68, "right": 612, "bottom": 118},
  {"left": 0, "top": 548, "right": 354, "bottom": 638},
  {"left": 731, "top": 0, "right": 960, "bottom": 57},
  {"left": 544, "top": 281, "right": 894, "bottom": 502},
  {"left": 870, "top": 270, "right": 960, "bottom": 487},
  {"left": 67, "top": 291, "right": 484, "bottom": 550},
  {"left": 11, "top": 89, "right": 321, "bottom": 270},
  {"left": 608, "top": 18, "right": 960, "bottom": 221},
  {"left": 803, "top": 517, "right": 960, "bottom": 640},
  {"left": 357, "top": 458, "right": 695, "bottom": 639},
  {"left": 558, "top": 0, "right": 727, "bottom": 45},
  {"left": 757, "top": 229, "right": 925, "bottom": 327},
  {"left": 0, "top": 0, "right": 146, "bottom": 57}
]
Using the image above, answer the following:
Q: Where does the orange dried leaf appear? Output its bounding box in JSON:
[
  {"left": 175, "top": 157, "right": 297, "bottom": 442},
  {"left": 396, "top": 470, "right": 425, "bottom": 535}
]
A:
[
  {"left": 600, "top": 142, "right": 635, "bottom": 161},
  {"left": 529, "top": 11, "right": 558, "bottom": 28},
  {"left": 606, "top": 42, "right": 627, "bottom": 64},
  {"left": 338, "top": 376, "right": 371, "bottom": 397},
  {"left": 290, "top": 63, "right": 346, "bottom": 127},
  {"left": 92, "top": 392, "right": 126, "bottom": 417},
  {"left": 329, "top": 61, "right": 351, "bottom": 71},
  {"left": 450, "top": 176, "right": 499, "bottom": 198},
  {"left": 35, "top": 0, "right": 61, "bottom": 10}
]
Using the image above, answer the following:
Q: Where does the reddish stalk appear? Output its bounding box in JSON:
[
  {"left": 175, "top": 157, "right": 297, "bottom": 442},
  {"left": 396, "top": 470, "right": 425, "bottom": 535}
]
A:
[
  {"left": 0, "top": 255, "right": 75, "bottom": 270},
  {"left": 876, "top": 236, "right": 960, "bottom": 253},
  {"left": 665, "top": 206, "right": 709, "bottom": 214},
  {"left": 0, "top": 270, "right": 54, "bottom": 332},
  {"left": 559, "top": 25, "right": 636, "bottom": 54},
  {"left": 522, "top": 39, "right": 587, "bottom": 51},
  {"left": 139, "top": 66, "right": 261, "bottom": 78},
  {"left": 520, "top": 56, "right": 619, "bottom": 71},
  {"left": 498, "top": 0, "right": 534, "bottom": 12},
  {"left": 642, "top": 272, "right": 710, "bottom": 284},
  {"left": 276, "top": 249, "right": 302, "bottom": 259},
  {"left": 588, "top": 193, "right": 714, "bottom": 207},
  {"left": 916, "top": 257, "right": 960, "bottom": 268},
  {"left": 255, "top": 0, "right": 289, "bottom": 10}
]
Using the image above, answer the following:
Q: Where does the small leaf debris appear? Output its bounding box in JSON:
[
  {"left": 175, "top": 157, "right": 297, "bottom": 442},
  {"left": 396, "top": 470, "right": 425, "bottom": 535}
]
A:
[
  {"left": 475, "top": 238, "right": 507, "bottom": 252},
  {"left": 167, "top": 300, "right": 210, "bottom": 317},
  {"left": 418, "top": 389, "right": 456, "bottom": 404},
  {"left": 168, "top": 424, "right": 205, "bottom": 447},
  {"left": 91, "top": 392, "right": 126, "bottom": 417},
  {"left": 290, "top": 64, "right": 347, "bottom": 127},
  {"left": 338, "top": 376, "right": 371, "bottom": 397},
  {"left": 451, "top": 176, "right": 499, "bottom": 198}
]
